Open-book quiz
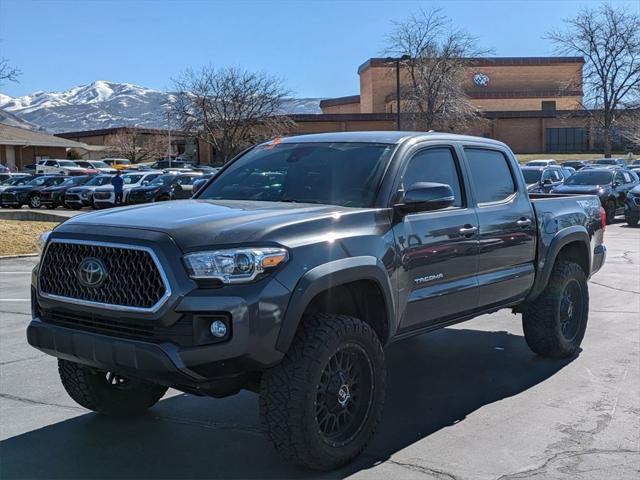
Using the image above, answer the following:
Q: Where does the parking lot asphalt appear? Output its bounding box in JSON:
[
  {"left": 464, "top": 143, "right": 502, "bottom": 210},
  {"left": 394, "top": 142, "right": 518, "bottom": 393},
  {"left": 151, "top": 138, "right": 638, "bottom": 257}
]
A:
[{"left": 0, "top": 222, "right": 638, "bottom": 479}]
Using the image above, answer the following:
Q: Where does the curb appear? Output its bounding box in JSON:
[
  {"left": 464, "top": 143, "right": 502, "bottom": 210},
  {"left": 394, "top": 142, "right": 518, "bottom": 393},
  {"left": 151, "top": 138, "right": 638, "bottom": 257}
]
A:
[
  {"left": 0, "top": 253, "right": 38, "bottom": 260},
  {"left": 0, "top": 210, "right": 75, "bottom": 223}
]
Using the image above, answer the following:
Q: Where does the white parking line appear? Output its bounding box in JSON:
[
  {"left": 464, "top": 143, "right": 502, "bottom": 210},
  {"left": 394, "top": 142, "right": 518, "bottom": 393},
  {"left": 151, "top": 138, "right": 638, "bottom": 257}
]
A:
[
  {"left": 0, "top": 299, "right": 30, "bottom": 302},
  {"left": 0, "top": 272, "right": 32, "bottom": 274}
]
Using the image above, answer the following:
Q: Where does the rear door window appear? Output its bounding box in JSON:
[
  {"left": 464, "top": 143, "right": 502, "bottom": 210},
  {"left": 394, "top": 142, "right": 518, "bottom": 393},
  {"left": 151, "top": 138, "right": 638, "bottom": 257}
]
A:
[{"left": 465, "top": 149, "right": 516, "bottom": 204}]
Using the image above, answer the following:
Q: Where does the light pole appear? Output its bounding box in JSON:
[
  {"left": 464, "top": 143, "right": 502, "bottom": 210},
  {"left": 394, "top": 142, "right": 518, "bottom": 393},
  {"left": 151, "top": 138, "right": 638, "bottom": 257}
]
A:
[{"left": 386, "top": 55, "right": 410, "bottom": 130}]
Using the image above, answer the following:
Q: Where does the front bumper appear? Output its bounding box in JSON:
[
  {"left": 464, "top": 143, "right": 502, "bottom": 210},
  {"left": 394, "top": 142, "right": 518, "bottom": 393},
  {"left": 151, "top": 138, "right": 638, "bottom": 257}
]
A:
[
  {"left": 1, "top": 193, "right": 27, "bottom": 206},
  {"left": 624, "top": 196, "right": 640, "bottom": 221},
  {"left": 65, "top": 194, "right": 92, "bottom": 207},
  {"left": 592, "top": 244, "right": 606, "bottom": 275},
  {"left": 28, "top": 227, "right": 292, "bottom": 392}
]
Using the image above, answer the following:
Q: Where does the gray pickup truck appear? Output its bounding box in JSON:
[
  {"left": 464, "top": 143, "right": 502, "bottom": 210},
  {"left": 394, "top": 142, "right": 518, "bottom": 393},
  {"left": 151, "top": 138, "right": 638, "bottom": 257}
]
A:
[{"left": 27, "top": 132, "right": 606, "bottom": 470}]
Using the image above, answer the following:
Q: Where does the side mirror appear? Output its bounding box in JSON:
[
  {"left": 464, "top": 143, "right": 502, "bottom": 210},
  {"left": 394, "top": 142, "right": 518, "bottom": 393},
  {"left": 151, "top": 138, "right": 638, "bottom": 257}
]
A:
[
  {"left": 542, "top": 178, "right": 553, "bottom": 185},
  {"left": 396, "top": 182, "right": 455, "bottom": 214},
  {"left": 142, "top": 180, "right": 149, "bottom": 185},
  {"left": 613, "top": 181, "right": 620, "bottom": 187}
]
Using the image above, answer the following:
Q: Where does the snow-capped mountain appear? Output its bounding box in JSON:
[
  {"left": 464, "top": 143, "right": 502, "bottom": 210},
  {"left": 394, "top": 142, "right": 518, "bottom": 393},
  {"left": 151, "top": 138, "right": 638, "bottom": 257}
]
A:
[{"left": 0, "top": 81, "right": 323, "bottom": 133}]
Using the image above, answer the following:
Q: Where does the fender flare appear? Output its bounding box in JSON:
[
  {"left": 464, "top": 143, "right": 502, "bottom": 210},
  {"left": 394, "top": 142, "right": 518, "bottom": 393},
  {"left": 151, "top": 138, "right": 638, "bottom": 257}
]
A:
[
  {"left": 275, "top": 256, "right": 395, "bottom": 353},
  {"left": 526, "top": 226, "right": 591, "bottom": 301}
]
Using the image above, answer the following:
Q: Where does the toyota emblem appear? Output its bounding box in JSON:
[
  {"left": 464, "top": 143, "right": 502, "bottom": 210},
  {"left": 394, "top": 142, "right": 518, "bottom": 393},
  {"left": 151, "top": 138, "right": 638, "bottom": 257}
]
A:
[{"left": 77, "top": 258, "right": 107, "bottom": 287}]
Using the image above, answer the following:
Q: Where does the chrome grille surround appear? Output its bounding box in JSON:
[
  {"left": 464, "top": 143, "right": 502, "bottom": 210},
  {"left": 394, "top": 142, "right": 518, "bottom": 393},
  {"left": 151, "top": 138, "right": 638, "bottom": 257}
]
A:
[{"left": 38, "top": 239, "right": 172, "bottom": 313}]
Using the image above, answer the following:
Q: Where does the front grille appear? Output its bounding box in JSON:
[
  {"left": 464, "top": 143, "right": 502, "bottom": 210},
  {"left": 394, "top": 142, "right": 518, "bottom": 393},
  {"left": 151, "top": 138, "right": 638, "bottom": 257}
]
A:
[
  {"left": 39, "top": 241, "right": 168, "bottom": 310},
  {"left": 2, "top": 192, "right": 16, "bottom": 201},
  {"left": 94, "top": 192, "right": 111, "bottom": 200},
  {"left": 41, "top": 310, "right": 196, "bottom": 346},
  {"left": 65, "top": 193, "right": 81, "bottom": 201},
  {"left": 127, "top": 192, "right": 146, "bottom": 203},
  {"left": 634, "top": 197, "right": 640, "bottom": 206}
]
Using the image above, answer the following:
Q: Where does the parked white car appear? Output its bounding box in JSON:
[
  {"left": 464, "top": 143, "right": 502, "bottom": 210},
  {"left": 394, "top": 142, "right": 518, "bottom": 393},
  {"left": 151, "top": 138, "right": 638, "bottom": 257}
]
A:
[
  {"left": 35, "top": 159, "right": 92, "bottom": 176},
  {"left": 92, "top": 170, "right": 164, "bottom": 208},
  {"left": 525, "top": 159, "right": 558, "bottom": 167},
  {"left": 74, "top": 160, "right": 117, "bottom": 174}
]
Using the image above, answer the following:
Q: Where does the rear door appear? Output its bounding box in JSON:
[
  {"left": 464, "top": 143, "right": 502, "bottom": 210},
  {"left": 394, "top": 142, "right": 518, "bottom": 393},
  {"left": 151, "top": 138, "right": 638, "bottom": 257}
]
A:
[
  {"left": 393, "top": 145, "right": 480, "bottom": 332},
  {"left": 463, "top": 147, "right": 536, "bottom": 307}
]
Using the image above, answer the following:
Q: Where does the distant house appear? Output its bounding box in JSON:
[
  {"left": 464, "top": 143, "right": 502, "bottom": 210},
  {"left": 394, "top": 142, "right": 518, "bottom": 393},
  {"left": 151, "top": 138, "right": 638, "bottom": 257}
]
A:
[{"left": 0, "top": 122, "right": 90, "bottom": 170}]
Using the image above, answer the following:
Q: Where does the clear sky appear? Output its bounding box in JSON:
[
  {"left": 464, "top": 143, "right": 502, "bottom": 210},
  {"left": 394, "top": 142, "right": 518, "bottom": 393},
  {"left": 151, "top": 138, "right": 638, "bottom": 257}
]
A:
[{"left": 1, "top": 0, "right": 638, "bottom": 98}]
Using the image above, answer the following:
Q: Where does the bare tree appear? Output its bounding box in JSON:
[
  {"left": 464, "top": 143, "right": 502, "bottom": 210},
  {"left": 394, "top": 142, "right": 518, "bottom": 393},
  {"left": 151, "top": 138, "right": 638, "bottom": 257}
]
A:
[
  {"left": 0, "top": 57, "right": 20, "bottom": 85},
  {"left": 617, "top": 107, "right": 640, "bottom": 147},
  {"left": 547, "top": 3, "right": 640, "bottom": 157},
  {"left": 172, "top": 66, "right": 294, "bottom": 163},
  {"left": 104, "top": 129, "right": 167, "bottom": 163},
  {"left": 385, "top": 8, "right": 490, "bottom": 131}
]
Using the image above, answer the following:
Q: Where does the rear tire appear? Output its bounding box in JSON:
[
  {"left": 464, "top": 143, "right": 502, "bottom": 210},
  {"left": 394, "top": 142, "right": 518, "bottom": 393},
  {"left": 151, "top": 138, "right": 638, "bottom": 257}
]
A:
[
  {"left": 522, "top": 261, "right": 588, "bottom": 358},
  {"left": 260, "top": 313, "right": 386, "bottom": 471},
  {"left": 58, "top": 359, "right": 168, "bottom": 416},
  {"left": 605, "top": 200, "right": 616, "bottom": 224}
]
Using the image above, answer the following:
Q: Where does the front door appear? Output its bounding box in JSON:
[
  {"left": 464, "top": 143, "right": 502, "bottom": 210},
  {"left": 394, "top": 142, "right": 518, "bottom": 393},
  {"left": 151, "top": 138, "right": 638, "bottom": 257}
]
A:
[{"left": 393, "top": 146, "right": 480, "bottom": 332}]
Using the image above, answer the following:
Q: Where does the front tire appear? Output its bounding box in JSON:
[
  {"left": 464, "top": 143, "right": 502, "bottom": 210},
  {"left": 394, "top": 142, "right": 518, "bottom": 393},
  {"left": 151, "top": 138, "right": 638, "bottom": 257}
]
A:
[
  {"left": 522, "top": 261, "right": 589, "bottom": 358},
  {"left": 626, "top": 216, "right": 639, "bottom": 227},
  {"left": 605, "top": 200, "right": 616, "bottom": 224},
  {"left": 28, "top": 195, "right": 41, "bottom": 209},
  {"left": 260, "top": 313, "right": 386, "bottom": 471},
  {"left": 58, "top": 359, "right": 168, "bottom": 416}
]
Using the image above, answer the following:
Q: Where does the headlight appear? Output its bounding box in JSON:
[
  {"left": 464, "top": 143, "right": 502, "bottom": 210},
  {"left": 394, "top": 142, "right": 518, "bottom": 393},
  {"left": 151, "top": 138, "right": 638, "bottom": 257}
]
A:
[
  {"left": 37, "top": 230, "right": 51, "bottom": 256},
  {"left": 183, "top": 247, "right": 288, "bottom": 284},
  {"left": 81, "top": 191, "right": 90, "bottom": 198}
]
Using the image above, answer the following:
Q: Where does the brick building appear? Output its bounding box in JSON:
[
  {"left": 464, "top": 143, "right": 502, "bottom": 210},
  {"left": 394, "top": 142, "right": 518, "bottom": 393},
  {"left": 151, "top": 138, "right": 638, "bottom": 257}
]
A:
[{"left": 298, "top": 56, "right": 606, "bottom": 154}]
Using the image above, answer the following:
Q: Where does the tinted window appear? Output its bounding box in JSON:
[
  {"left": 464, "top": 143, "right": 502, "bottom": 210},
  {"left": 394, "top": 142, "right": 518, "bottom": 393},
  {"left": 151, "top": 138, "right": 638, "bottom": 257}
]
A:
[
  {"left": 565, "top": 171, "right": 613, "bottom": 185},
  {"left": 177, "top": 176, "right": 197, "bottom": 185},
  {"left": 614, "top": 172, "right": 625, "bottom": 184},
  {"left": 402, "top": 148, "right": 463, "bottom": 207},
  {"left": 522, "top": 169, "right": 542, "bottom": 184},
  {"left": 199, "top": 142, "right": 395, "bottom": 207},
  {"left": 85, "top": 175, "right": 113, "bottom": 186},
  {"left": 466, "top": 149, "right": 515, "bottom": 203},
  {"left": 44, "top": 161, "right": 56, "bottom": 166}
]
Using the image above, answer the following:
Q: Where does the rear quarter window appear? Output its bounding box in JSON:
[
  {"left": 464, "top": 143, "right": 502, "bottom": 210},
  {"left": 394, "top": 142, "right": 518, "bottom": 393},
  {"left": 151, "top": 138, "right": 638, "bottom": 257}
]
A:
[{"left": 465, "top": 148, "right": 516, "bottom": 204}]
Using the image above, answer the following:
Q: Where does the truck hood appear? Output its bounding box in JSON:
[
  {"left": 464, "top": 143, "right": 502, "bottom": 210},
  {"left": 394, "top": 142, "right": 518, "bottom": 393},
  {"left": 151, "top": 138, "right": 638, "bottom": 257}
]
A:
[{"left": 60, "top": 199, "right": 371, "bottom": 250}]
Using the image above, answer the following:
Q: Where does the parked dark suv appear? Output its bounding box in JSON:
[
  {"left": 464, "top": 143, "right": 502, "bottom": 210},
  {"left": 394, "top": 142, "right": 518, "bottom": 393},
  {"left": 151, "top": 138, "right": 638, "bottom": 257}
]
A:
[
  {"left": 126, "top": 173, "right": 202, "bottom": 204},
  {"left": 28, "top": 132, "right": 606, "bottom": 471},
  {"left": 552, "top": 167, "right": 639, "bottom": 223},
  {"left": 1, "top": 175, "right": 66, "bottom": 208},
  {"left": 40, "top": 175, "right": 93, "bottom": 209}
]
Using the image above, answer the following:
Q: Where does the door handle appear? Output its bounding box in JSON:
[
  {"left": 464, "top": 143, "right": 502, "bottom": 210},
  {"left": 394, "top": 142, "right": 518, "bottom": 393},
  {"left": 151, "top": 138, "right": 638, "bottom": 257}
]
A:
[
  {"left": 459, "top": 225, "right": 478, "bottom": 236},
  {"left": 516, "top": 218, "right": 532, "bottom": 227}
]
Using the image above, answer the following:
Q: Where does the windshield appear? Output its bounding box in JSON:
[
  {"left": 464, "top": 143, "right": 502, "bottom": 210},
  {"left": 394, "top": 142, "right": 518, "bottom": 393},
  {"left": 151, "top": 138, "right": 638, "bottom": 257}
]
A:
[
  {"left": 149, "top": 174, "right": 174, "bottom": 186},
  {"left": 123, "top": 174, "right": 143, "bottom": 184},
  {"left": 522, "top": 169, "right": 542, "bottom": 184},
  {"left": 595, "top": 159, "right": 617, "bottom": 165},
  {"left": 85, "top": 175, "right": 113, "bottom": 186},
  {"left": 28, "top": 177, "right": 51, "bottom": 186},
  {"left": 198, "top": 142, "right": 395, "bottom": 207},
  {"left": 564, "top": 171, "right": 613, "bottom": 186},
  {"left": 61, "top": 177, "right": 81, "bottom": 186},
  {"left": 59, "top": 161, "right": 78, "bottom": 167},
  {"left": 91, "top": 161, "right": 110, "bottom": 168},
  {"left": 3, "top": 176, "right": 30, "bottom": 186},
  {"left": 527, "top": 161, "right": 547, "bottom": 166}
]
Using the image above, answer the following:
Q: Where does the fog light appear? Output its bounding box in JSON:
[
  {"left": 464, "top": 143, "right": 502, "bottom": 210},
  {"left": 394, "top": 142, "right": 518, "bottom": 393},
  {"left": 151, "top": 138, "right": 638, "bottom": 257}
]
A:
[{"left": 210, "top": 320, "right": 227, "bottom": 338}]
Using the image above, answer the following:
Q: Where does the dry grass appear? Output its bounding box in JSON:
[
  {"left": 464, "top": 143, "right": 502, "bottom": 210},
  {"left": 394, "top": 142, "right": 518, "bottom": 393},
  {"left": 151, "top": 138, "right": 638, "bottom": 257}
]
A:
[
  {"left": 516, "top": 152, "right": 629, "bottom": 163},
  {"left": 0, "top": 220, "right": 59, "bottom": 256}
]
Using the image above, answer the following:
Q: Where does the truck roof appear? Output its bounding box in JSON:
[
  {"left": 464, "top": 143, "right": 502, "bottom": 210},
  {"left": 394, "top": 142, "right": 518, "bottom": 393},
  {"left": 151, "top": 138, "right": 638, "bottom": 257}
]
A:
[{"left": 276, "top": 130, "right": 509, "bottom": 148}]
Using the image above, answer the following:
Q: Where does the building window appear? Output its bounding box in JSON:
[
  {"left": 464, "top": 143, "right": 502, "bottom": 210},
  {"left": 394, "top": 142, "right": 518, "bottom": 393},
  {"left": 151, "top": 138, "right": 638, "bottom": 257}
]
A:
[
  {"left": 542, "top": 101, "right": 556, "bottom": 112},
  {"left": 545, "top": 128, "right": 588, "bottom": 152}
]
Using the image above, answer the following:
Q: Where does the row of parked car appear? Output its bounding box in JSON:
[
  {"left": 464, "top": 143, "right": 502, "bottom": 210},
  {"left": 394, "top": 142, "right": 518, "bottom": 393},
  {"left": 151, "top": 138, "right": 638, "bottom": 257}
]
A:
[
  {"left": 0, "top": 166, "right": 218, "bottom": 210},
  {"left": 520, "top": 158, "right": 640, "bottom": 226}
]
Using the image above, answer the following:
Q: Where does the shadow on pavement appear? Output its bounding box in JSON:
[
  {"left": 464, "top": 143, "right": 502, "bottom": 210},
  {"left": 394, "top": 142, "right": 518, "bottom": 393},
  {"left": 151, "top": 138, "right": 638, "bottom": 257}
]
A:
[{"left": 0, "top": 327, "right": 574, "bottom": 479}]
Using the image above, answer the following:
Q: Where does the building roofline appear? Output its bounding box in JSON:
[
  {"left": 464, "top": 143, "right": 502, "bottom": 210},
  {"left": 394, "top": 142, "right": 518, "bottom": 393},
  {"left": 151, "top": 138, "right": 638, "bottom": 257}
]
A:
[
  {"left": 288, "top": 109, "right": 598, "bottom": 123},
  {"left": 319, "top": 95, "right": 361, "bottom": 108},
  {"left": 56, "top": 126, "right": 186, "bottom": 138},
  {"left": 358, "top": 56, "right": 586, "bottom": 74}
]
